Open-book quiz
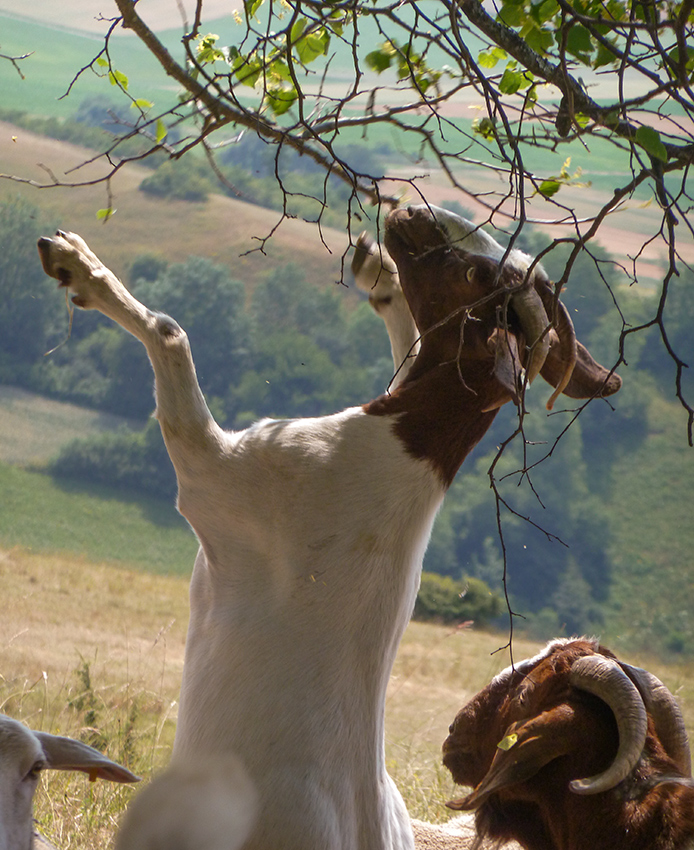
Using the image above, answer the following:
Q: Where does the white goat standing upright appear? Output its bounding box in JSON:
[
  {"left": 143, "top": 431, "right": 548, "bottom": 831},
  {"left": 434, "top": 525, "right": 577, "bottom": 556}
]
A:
[
  {"left": 0, "top": 713, "right": 138, "bottom": 850},
  {"left": 37, "top": 205, "right": 619, "bottom": 850}
]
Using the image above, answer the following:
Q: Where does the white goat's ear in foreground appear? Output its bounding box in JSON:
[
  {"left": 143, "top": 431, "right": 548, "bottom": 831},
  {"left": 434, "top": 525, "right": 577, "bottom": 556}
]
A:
[
  {"left": 115, "top": 755, "right": 258, "bottom": 850},
  {"left": 0, "top": 714, "right": 138, "bottom": 850}
]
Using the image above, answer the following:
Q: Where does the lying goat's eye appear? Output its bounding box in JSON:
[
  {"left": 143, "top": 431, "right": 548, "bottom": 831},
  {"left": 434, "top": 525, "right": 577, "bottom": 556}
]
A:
[{"left": 24, "top": 760, "right": 45, "bottom": 782}]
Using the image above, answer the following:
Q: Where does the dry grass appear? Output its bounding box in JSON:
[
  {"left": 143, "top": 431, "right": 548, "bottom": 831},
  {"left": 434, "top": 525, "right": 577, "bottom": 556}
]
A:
[
  {"left": 0, "top": 547, "right": 189, "bottom": 848},
  {"left": 2, "top": 546, "right": 693, "bottom": 845}
]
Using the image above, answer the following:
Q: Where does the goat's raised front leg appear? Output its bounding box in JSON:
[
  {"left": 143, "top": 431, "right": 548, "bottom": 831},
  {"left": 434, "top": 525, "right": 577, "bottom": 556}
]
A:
[{"left": 37, "top": 231, "right": 223, "bottom": 476}]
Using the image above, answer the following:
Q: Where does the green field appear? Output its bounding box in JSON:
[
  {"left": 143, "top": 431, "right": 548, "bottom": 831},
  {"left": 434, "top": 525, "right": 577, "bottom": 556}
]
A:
[
  {"left": 0, "top": 459, "right": 198, "bottom": 573},
  {"left": 0, "top": 13, "right": 181, "bottom": 117}
]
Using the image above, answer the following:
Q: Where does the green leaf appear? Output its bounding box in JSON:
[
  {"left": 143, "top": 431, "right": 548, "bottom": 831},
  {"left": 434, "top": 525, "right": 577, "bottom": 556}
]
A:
[
  {"left": 96, "top": 207, "right": 115, "bottom": 221},
  {"left": 498, "top": 1, "right": 526, "bottom": 27},
  {"left": 524, "top": 83, "right": 538, "bottom": 105},
  {"left": 499, "top": 67, "right": 523, "bottom": 95},
  {"left": 296, "top": 30, "right": 329, "bottom": 65},
  {"left": 155, "top": 119, "right": 167, "bottom": 144},
  {"left": 524, "top": 25, "right": 554, "bottom": 55},
  {"left": 268, "top": 57, "right": 292, "bottom": 83},
  {"left": 197, "top": 33, "right": 226, "bottom": 63},
  {"left": 365, "top": 45, "right": 395, "bottom": 74},
  {"left": 231, "top": 51, "right": 263, "bottom": 87},
  {"left": 538, "top": 179, "right": 561, "bottom": 197},
  {"left": 566, "top": 24, "right": 593, "bottom": 62},
  {"left": 593, "top": 41, "right": 618, "bottom": 69},
  {"left": 605, "top": 0, "right": 628, "bottom": 22},
  {"left": 290, "top": 17, "right": 307, "bottom": 44},
  {"left": 327, "top": 13, "right": 346, "bottom": 37},
  {"left": 131, "top": 98, "right": 154, "bottom": 110},
  {"left": 478, "top": 49, "right": 503, "bottom": 69},
  {"left": 532, "top": 0, "right": 559, "bottom": 24},
  {"left": 244, "top": 0, "right": 263, "bottom": 18},
  {"left": 95, "top": 57, "right": 109, "bottom": 68},
  {"left": 472, "top": 116, "right": 497, "bottom": 141},
  {"left": 108, "top": 69, "right": 129, "bottom": 89},
  {"left": 635, "top": 126, "right": 668, "bottom": 162},
  {"left": 265, "top": 86, "right": 298, "bottom": 116},
  {"left": 667, "top": 44, "right": 694, "bottom": 78}
]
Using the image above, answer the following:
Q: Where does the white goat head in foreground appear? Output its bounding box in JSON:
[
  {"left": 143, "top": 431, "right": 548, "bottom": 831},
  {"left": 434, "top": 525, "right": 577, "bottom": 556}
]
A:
[
  {"left": 0, "top": 713, "right": 138, "bottom": 850},
  {"left": 443, "top": 638, "right": 693, "bottom": 850},
  {"left": 37, "top": 205, "right": 620, "bottom": 850}
]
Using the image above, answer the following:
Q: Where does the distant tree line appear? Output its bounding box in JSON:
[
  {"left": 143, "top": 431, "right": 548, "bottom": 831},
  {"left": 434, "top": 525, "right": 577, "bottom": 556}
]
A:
[{"left": 1, "top": 194, "right": 692, "bottom": 640}]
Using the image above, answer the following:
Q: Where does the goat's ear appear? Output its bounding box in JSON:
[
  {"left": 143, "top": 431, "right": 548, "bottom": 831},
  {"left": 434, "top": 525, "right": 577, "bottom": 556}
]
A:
[
  {"left": 34, "top": 732, "right": 140, "bottom": 783},
  {"left": 541, "top": 337, "right": 621, "bottom": 402},
  {"left": 482, "top": 328, "right": 523, "bottom": 412},
  {"left": 447, "top": 708, "right": 578, "bottom": 811}
]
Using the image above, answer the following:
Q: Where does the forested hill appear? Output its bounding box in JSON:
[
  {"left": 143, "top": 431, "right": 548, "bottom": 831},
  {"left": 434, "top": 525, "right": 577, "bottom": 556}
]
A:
[{"left": 1, "top": 122, "right": 693, "bottom": 657}]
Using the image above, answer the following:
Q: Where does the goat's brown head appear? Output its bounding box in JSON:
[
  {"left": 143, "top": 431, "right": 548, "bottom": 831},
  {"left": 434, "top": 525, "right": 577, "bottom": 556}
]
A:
[
  {"left": 376, "top": 205, "right": 621, "bottom": 412},
  {"left": 443, "top": 638, "right": 691, "bottom": 814}
]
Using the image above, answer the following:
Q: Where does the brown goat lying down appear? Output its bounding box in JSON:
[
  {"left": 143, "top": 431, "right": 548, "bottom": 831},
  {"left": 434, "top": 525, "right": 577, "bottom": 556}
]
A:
[{"left": 443, "top": 638, "right": 694, "bottom": 850}]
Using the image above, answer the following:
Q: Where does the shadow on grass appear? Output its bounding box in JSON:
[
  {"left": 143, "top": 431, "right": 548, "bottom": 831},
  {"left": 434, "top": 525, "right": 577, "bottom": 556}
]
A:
[{"left": 49, "top": 473, "right": 187, "bottom": 531}]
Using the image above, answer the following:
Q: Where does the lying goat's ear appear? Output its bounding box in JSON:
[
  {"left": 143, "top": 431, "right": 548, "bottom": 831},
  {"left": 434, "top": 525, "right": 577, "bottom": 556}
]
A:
[
  {"left": 541, "top": 338, "right": 621, "bottom": 407},
  {"left": 447, "top": 708, "right": 578, "bottom": 811}
]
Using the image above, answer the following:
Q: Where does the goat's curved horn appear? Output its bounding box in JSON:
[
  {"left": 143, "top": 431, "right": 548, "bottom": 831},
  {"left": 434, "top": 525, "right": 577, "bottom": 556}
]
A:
[
  {"left": 533, "top": 279, "right": 578, "bottom": 410},
  {"left": 509, "top": 285, "right": 551, "bottom": 387},
  {"left": 619, "top": 662, "right": 692, "bottom": 777},
  {"left": 569, "top": 655, "right": 648, "bottom": 795}
]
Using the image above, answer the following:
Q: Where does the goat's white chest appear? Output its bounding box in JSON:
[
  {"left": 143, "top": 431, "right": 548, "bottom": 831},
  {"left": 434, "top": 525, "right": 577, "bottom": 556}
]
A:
[
  {"left": 178, "top": 407, "right": 444, "bottom": 595},
  {"left": 175, "top": 407, "right": 444, "bottom": 744}
]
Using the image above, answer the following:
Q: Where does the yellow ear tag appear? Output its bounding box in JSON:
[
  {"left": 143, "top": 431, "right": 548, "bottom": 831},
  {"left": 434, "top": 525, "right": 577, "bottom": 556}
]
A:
[{"left": 497, "top": 733, "right": 518, "bottom": 751}]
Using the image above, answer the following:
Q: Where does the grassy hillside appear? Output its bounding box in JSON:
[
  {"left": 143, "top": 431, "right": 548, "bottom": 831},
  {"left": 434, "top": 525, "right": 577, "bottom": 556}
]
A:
[
  {"left": 0, "top": 386, "right": 199, "bottom": 578},
  {"left": 2, "top": 545, "right": 693, "bottom": 848},
  {"left": 2, "top": 380, "right": 693, "bottom": 656},
  {"left": 0, "top": 461, "right": 197, "bottom": 574},
  {"left": 0, "top": 385, "right": 141, "bottom": 466},
  {"left": 0, "top": 116, "right": 351, "bottom": 292},
  {"left": 0, "top": 12, "right": 180, "bottom": 118},
  {"left": 606, "top": 392, "right": 694, "bottom": 656}
]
